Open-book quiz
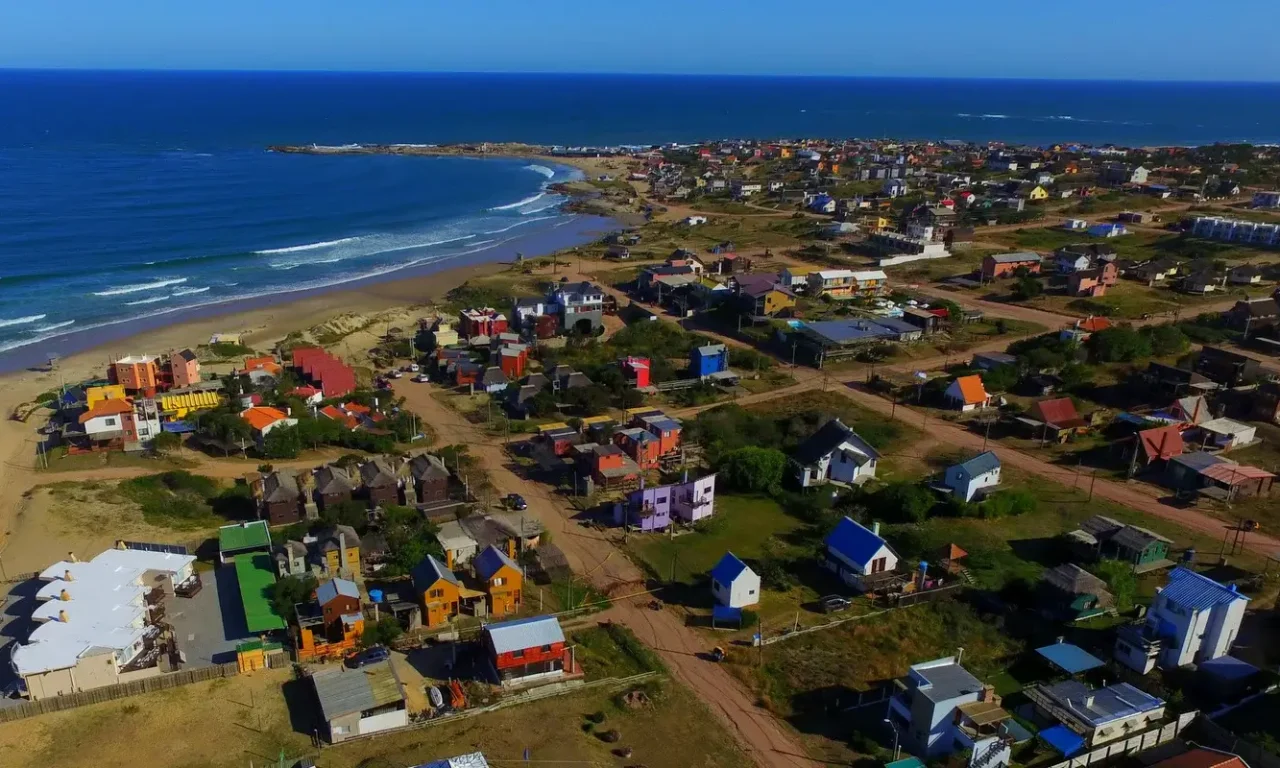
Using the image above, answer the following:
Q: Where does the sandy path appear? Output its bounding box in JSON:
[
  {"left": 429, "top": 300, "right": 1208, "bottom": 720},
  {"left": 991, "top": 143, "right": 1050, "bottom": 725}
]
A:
[{"left": 391, "top": 379, "right": 817, "bottom": 768}]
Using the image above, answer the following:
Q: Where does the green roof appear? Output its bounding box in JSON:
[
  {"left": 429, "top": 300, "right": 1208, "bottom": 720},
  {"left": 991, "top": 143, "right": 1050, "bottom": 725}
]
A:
[
  {"left": 237, "top": 639, "right": 283, "bottom": 653},
  {"left": 219, "top": 521, "right": 272, "bottom": 554},
  {"left": 234, "top": 553, "right": 286, "bottom": 633}
]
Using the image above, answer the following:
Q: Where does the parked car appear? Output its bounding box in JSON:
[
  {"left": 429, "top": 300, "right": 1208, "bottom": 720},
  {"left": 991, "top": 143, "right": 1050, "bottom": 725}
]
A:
[
  {"left": 346, "top": 645, "right": 390, "bottom": 668},
  {"left": 408, "top": 363, "right": 421, "bottom": 372},
  {"left": 819, "top": 595, "right": 851, "bottom": 614},
  {"left": 413, "top": 374, "right": 430, "bottom": 383},
  {"left": 505, "top": 493, "right": 528, "bottom": 511},
  {"left": 388, "top": 370, "right": 404, "bottom": 379}
]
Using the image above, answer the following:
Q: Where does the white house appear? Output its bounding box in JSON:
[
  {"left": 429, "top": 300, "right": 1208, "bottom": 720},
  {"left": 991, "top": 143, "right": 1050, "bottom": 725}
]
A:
[
  {"left": 684, "top": 215, "right": 708, "bottom": 226},
  {"left": 942, "top": 451, "right": 1002, "bottom": 502},
  {"left": 888, "top": 656, "right": 1014, "bottom": 768},
  {"left": 883, "top": 179, "right": 909, "bottom": 198},
  {"left": 944, "top": 375, "right": 991, "bottom": 412},
  {"left": 1114, "top": 567, "right": 1248, "bottom": 674},
  {"left": 710, "top": 552, "right": 760, "bottom": 609},
  {"left": 791, "top": 419, "right": 880, "bottom": 487},
  {"left": 823, "top": 517, "right": 897, "bottom": 591},
  {"left": 1029, "top": 680, "right": 1165, "bottom": 748},
  {"left": 435, "top": 519, "right": 479, "bottom": 568},
  {"left": 78, "top": 398, "right": 134, "bottom": 442}
]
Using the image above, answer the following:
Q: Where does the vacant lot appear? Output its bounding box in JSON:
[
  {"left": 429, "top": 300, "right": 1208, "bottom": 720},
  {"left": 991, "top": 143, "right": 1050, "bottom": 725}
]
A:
[{"left": 0, "top": 668, "right": 746, "bottom": 768}]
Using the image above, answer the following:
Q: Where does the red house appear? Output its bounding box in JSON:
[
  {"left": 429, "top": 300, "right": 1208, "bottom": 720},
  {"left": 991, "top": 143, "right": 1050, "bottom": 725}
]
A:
[
  {"left": 632, "top": 410, "right": 683, "bottom": 457},
  {"left": 620, "top": 356, "right": 651, "bottom": 389},
  {"left": 499, "top": 346, "right": 528, "bottom": 378},
  {"left": 613, "top": 427, "right": 663, "bottom": 470},
  {"left": 483, "top": 615, "right": 577, "bottom": 687},
  {"left": 459, "top": 308, "right": 509, "bottom": 338},
  {"left": 291, "top": 347, "right": 356, "bottom": 398}
]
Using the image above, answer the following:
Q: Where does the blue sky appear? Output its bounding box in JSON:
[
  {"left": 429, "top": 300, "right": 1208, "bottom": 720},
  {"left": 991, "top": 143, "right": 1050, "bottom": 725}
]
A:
[{"left": 3, "top": 0, "right": 1278, "bottom": 81}]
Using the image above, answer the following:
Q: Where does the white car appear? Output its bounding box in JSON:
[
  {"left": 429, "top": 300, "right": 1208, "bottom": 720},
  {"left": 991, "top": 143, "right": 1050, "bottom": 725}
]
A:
[
  {"left": 413, "top": 374, "right": 430, "bottom": 383},
  {"left": 408, "top": 363, "right": 420, "bottom": 372},
  {"left": 388, "top": 370, "right": 404, "bottom": 379}
]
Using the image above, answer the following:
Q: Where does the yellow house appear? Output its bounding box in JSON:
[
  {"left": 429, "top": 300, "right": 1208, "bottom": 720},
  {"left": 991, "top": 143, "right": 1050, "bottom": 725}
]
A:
[
  {"left": 475, "top": 545, "right": 523, "bottom": 617},
  {"left": 694, "top": 176, "right": 707, "bottom": 188},
  {"left": 1028, "top": 185, "right": 1050, "bottom": 202},
  {"left": 411, "top": 554, "right": 462, "bottom": 627},
  {"left": 779, "top": 147, "right": 793, "bottom": 159},
  {"left": 316, "top": 525, "right": 361, "bottom": 575},
  {"left": 159, "top": 390, "right": 221, "bottom": 419},
  {"left": 862, "top": 215, "right": 891, "bottom": 232},
  {"left": 85, "top": 384, "right": 127, "bottom": 410}
]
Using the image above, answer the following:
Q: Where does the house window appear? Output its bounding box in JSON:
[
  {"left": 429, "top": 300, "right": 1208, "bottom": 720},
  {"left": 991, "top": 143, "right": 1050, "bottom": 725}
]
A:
[
  {"left": 333, "top": 725, "right": 350, "bottom": 735},
  {"left": 540, "top": 644, "right": 553, "bottom": 652},
  {"left": 493, "top": 577, "right": 505, "bottom": 587},
  {"left": 105, "top": 418, "right": 117, "bottom": 427},
  {"left": 656, "top": 496, "right": 667, "bottom": 504},
  {"left": 512, "top": 649, "right": 524, "bottom": 659}
]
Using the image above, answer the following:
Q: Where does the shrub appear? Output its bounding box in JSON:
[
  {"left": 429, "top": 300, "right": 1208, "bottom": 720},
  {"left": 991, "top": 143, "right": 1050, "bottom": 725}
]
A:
[{"left": 718, "top": 446, "right": 787, "bottom": 492}]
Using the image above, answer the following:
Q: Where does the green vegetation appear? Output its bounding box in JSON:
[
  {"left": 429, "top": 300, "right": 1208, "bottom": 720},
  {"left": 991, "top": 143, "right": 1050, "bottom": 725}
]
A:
[
  {"left": 571, "top": 624, "right": 664, "bottom": 678},
  {"left": 362, "top": 616, "right": 404, "bottom": 648},
  {"left": 116, "top": 471, "right": 253, "bottom": 529},
  {"left": 717, "top": 446, "right": 787, "bottom": 493},
  {"left": 270, "top": 573, "right": 317, "bottom": 621}
]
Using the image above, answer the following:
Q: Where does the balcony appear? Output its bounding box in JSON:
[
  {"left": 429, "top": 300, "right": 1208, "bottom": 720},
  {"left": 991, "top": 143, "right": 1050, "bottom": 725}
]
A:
[{"left": 888, "top": 692, "right": 912, "bottom": 722}]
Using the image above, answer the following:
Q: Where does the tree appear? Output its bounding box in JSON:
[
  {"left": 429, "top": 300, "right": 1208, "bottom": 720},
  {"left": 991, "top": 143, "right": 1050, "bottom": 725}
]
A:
[
  {"left": 718, "top": 446, "right": 787, "bottom": 493},
  {"left": 1094, "top": 559, "right": 1138, "bottom": 612},
  {"left": 1142, "top": 324, "right": 1190, "bottom": 357},
  {"left": 320, "top": 499, "right": 370, "bottom": 533},
  {"left": 262, "top": 425, "right": 302, "bottom": 459},
  {"left": 150, "top": 431, "right": 181, "bottom": 455},
  {"left": 1012, "top": 274, "right": 1044, "bottom": 300},
  {"left": 1088, "top": 325, "right": 1152, "bottom": 363},
  {"left": 271, "top": 574, "right": 317, "bottom": 621},
  {"left": 562, "top": 384, "right": 611, "bottom": 416},
  {"left": 872, "top": 482, "right": 936, "bottom": 524},
  {"left": 525, "top": 388, "right": 558, "bottom": 418},
  {"left": 980, "top": 364, "right": 1020, "bottom": 393},
  {"left": 362, "top": 617, "right": 403, "bottom": 648}
]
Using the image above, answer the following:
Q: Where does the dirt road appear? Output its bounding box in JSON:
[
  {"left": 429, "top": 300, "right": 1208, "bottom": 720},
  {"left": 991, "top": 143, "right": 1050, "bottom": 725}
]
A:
[{"left": 392, "top": 380, "right": 820, "bottom": 768}]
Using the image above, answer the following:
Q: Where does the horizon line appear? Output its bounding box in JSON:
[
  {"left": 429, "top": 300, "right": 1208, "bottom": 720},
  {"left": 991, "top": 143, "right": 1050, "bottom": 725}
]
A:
[{"left": 1, "top": 66, "right": 1279, "bottom": 85}]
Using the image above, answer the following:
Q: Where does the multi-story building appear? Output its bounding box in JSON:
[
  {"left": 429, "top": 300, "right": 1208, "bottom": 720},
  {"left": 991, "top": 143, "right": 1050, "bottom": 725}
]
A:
[
  {"left": 1191, "top": 216, "right": 1280, "bottom": 247},
  {"left": 1114, "top": 567, "right": 1247, "bottom": 674},
  {"left": 888, "top": 656, "right": 1015, "bottom": 768}
]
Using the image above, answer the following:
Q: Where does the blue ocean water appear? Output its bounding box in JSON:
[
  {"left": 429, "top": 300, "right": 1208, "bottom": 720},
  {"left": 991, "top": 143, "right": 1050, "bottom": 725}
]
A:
[{"left": 2, "top": 70, "right": 1279, "bottom": 359}]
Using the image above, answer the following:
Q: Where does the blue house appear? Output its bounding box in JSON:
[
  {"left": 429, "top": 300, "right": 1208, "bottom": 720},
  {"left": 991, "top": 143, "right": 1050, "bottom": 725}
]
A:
[
  {"left": 690, "top": 343, "right": 729, "bottom": 379},
  {"left": 823, "top": 517, "right": 898, "bottom": 591}
]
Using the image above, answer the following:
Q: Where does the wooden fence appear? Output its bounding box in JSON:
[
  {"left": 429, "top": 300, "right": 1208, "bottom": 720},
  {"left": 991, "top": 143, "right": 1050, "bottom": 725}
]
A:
[{"left": 0, "top": 662, "right": 240, "bottom": 723}]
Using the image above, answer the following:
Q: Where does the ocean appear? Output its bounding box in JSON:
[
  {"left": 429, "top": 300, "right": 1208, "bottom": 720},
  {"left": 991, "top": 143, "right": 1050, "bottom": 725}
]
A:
[{"left": 2, "top": 70, "right": 1279, "bottom": 363}]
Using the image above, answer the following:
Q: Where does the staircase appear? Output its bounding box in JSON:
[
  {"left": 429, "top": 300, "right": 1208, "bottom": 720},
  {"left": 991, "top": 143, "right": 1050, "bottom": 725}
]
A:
[
  {"left": 957, "top": 567, "right": 975, "bottom": 585},
  {"left": 969, "top": 739, "right": 1010, "bottom": 768}
]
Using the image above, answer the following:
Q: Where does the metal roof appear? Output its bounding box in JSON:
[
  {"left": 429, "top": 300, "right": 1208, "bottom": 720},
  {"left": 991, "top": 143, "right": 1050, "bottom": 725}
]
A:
[
  {"left": 825, "top": 516, "right": 892, "bottom": 569},
  {"left": 909, "top": 656, "right": 984, "bottom": 704},
  {"left": 1041, "top": 680, "right": 1164, "bottom": 727},
  {"left": 413, "top": 753, "right": 491, "bottom": 768},
  {"left": 988, "top": 251, "right": 1042, "bottom": 264},
  {"left": 316, "top": 578, "right": 360, "bottom": 606},
  {"left": 412, "top": 554, "right": 460, "bottom": 590},
  {"left": 953, "top": 451, "right": 1000, "bottom": 478},
  {"left": 1170, "top": 451, "right": 1228, "bottom": 473},
  {"left": 312, "top": 662, "right": 405, "bottom": 720},
  {"left": 1036, "top": 642, "right": 1104, "bottom": 674},
  {"left": 484, "top": 615, "right": 565, "bottom": 655},
  {"left": 710, "top": 552, "right": 754, "bottom": 586},
  {"left": 474, "top": 545, "right": 520, "bottom": 580},
  {"left": 1158, "top": 566, "right": 1248, "bottom": 610}
]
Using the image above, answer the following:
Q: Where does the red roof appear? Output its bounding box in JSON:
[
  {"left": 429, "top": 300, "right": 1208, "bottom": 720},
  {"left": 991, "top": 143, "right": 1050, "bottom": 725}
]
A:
[
  {"left": 1139, "top": 425, "right": 1185, "bottom": 461},
  {"left": 241, "top": 406, "right": 290, "bottom": 432},
  {"left": 79, "top": 398, "right": 134, "bottom": 423},
  {"left": 1031, "top": 397, "right": 1085, "bottom": 428},
  {"left": 1200, "top": 462, "right": 1275, "bottom": 483},
  {"left": 1077, "top": 316, "right": 1112, "bottom": 333},
  {"left": 291, "top": 386, "right": 321, "bottom": 398},
  {"left": 1151, "top": 750, "right": 1248, "bottom": 768}
]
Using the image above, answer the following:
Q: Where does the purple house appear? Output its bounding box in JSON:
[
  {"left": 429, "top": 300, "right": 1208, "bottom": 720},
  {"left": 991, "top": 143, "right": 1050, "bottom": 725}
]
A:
[
  {"left": 613, "top": 483, "right": 672, "bottom": 531},
  {"left": 613, "top": 473, "right": 717, "bottom": 531}
]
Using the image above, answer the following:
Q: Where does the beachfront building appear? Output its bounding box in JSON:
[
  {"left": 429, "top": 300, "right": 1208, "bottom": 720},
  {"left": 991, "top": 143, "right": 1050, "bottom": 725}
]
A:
[
  {"left": 791, "top": 419, "right": 880, "bottom": 488},
  {"left": 1114, "top": 567, "right": 1247, "bottom": 674},
  {"left": 11, "top": 545, "right": 198, "bottom": 700},
  {"left": 888, "top": 656, "right": 1014, "bottom": 768},
  {"left": 241, "top": 406, "right": 298, "bottom": 447},
  {"left": 807, "top": 269, "right": 888, "bottom": 299},
  {"left": 109, "top": 355, "right": 161, "bottom": 396}
]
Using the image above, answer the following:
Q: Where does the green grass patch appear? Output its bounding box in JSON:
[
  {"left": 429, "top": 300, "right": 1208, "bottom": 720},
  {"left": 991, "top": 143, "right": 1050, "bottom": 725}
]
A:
[
  {"left": 571, "top": 624, "right": 664, "bottom": 678},
  {"left": 116, "top": 471, "right": 254, "bottom": 529}
]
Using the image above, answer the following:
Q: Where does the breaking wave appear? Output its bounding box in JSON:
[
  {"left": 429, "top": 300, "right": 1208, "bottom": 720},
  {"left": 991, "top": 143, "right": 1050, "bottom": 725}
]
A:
[{"left": 92, "top": 278, "right": 188, "bottom": 296}]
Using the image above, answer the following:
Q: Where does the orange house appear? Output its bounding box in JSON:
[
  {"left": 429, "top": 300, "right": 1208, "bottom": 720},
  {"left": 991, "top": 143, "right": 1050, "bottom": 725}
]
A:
[
  {"left": 109, "top": 355, "right": 160, "bottom": 395},
  {"left": 168, "top": 349, "right": 201, "bottom": 389},
  {"left": 474, "top": 545, "right": 522, "bottom": 617},
  {"left": 411, "top": 555, "right": 462, "bottom": 628}
]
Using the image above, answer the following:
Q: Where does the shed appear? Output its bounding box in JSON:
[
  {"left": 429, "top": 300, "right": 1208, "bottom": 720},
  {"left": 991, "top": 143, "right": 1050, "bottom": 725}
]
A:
[
  {"left": 709, "top": 552, "right": 761, "bottom": 609},
  {"left": 1036, "top": 642, "right": 1104, "bottom": 674},
  {"left": 311, "top": 661, "right": 408, "bottom": 743},
  {"left": 1196, "top": 418, "right": 1256, "bottom": 451}
]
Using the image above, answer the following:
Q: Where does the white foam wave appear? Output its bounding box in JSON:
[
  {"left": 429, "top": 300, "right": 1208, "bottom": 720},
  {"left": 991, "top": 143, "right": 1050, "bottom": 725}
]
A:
[
  {"left": 980, "top": 114, "right": 1010, "bottom": 119},
  {"left": 254, "top": 236, "right": 361, "bottom": 255},
  {"left": 490, "top": 192, "right": 546, "bottom": 211},
  {"left": 172, "top": 286, "right": 211, "bottom": 296},
  {"left": 0, "top": 314, "right": 46, "bottom": 328},
  {"left": 483, "top": 216, "right": 558, "bottom": 235},
  {"left": 125, "top": 295, "right": 173, "bottom": 306},
  {"left": 522, "top": 203, "right": 561, "bottom": 215},
  {"left": 92, "top": 278, "right": 187, "bottom": 296},
  {"left": 34, "top": 320, "right": 75, "bottom": 332},
  {"left": 525, "top": 164, "right": 555, "bottom": 179}
]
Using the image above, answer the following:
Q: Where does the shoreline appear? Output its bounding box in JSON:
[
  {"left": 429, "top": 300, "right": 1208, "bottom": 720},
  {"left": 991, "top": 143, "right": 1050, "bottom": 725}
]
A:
[{"left": 0, "top": 212, "right": 617, "bottom": 377}]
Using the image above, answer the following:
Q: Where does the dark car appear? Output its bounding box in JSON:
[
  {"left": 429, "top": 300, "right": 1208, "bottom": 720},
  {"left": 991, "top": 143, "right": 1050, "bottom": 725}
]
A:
[
  {"left": 506, "top": 493, "right": 528, "bottom": 511},
  {"left": 819, "top": 595, "right": 852, "bottom": 614},
  {"left": 346, "top": 645, "right": 390, "bottom": 668}
]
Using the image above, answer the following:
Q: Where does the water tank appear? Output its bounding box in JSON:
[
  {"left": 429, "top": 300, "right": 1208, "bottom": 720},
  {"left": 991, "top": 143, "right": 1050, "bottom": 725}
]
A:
[
  {"left": 368, "top": 589, "right": 384, "bottom": 603},
  {"left": 1182, "top": 548, "right": 1195, "bottom": 563}
]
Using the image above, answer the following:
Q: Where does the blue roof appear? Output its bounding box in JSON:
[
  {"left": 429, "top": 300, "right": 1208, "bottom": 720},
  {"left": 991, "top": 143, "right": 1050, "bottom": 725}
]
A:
[
  {"left": 1159, "top": 567, "right": 1248, "bottom": 610},
  {"left": 411, "top": 554, "right": 459, "bottom": 591},
  {"left": 484, "top": 615, "right": 564, "bottom": 655},
  {"left": 1036, "top": 642, "right": 1104, "bottom": 674},
  {"left": 872, "top": 318, "right": 921, "bottom": 335},
  {"left": 1200, "top": 655, "right": 1259, "bottom": 682},
  {"left": 316, "top": 578, "right": 360, "bottom": 606},
  {"left": 805, "top": 319, "right": 895, "bottom": 345},
  {"left": 885, "top": 759, "right": 926, "bottom": 768},
  {"left": 954, "top": 451, "right": 1000, "bottom": 477},
  {"left": 710, "top": 552, "right": 752, "bottom": 586},
  {"left": 1039, "top": 724, "right": 1085, "bottom": 756},
  {"left": 712, "top": 605, "right": 743, "bottom": 624},
  {"left": 825, "top": 517, "right": 891, "bottom": 568},
  {"left": 474, "top": 545, "right": 520, "bottom": 580}
]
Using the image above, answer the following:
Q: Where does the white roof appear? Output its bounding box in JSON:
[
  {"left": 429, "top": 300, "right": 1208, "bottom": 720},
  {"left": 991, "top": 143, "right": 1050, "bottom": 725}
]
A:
[
  {"left": 14, "top": 548, "right": 195, "bottom": 676},
  {"left": 1199, "top": 417, "right": 1254, "bottom": 436},
  {"left": 436, "top": 519, "right": 478, "bottom": 551},
  {"left": 815, "top": 269, "right": 855, "bottom": 279},
  {"left": 851, "top": 270, "right": 888, "bottom": 281},
  {"left": 113, "top": 355, "right": 156, "bottom": 364},
  {"left": 484, "top": 616, "right": 565, "bottom": 655}
]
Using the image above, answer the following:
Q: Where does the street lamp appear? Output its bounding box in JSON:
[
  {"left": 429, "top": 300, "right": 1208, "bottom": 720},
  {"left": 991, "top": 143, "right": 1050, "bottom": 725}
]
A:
[{"left": 884, "top": 718, "right": 901, "bottom": 760}]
